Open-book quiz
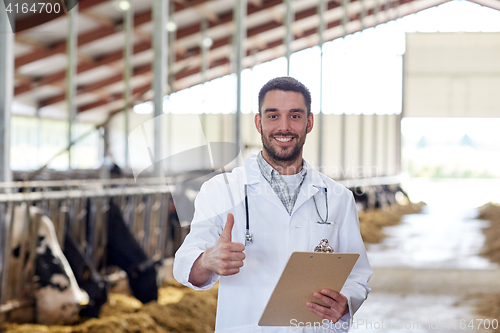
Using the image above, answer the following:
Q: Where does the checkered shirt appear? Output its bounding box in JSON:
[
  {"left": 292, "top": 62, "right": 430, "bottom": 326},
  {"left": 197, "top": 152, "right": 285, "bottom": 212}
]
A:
[{"left": 257, "top": 152, "right": 307, "bottom": 215}]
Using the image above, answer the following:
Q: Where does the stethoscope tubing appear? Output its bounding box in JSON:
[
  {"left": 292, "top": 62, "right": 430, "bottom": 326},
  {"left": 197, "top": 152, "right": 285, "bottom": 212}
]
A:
[{"left": 243, "top": 185, "right": 328, "bottom": 244}]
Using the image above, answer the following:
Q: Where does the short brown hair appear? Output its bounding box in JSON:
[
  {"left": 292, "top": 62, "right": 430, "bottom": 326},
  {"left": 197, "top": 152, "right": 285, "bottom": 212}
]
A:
[{"left": 258, "top": 76, "right": 311, "bottom": 115}]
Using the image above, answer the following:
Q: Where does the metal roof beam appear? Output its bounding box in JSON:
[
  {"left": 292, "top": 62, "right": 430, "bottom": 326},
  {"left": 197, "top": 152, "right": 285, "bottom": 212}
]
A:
[
  {"left": 14, "top": 0, "right": 284, "bottom": 95},
  {"left": 79, "top": 0, "right": 454, "bottom": 113},
  {"left": 173, "top": 0, "right": 427, "bottom": 83},
  {"left": 13, "top": 0, "right": 109, "bottom": 32},
  {"left": 36, "top": 0, "right": 388, "bottom": 108},
  {"left": 77, "top": 82, "right": 151, "bottom": 113},
  {"left": 39, "top": 63, "right": 152, "bottom": 107},
  {"left": 14, "top": 0, "right": 213, "bottom": 69},
  {"left": 14, "top": 40, "right": 151, "bottom": 95}
]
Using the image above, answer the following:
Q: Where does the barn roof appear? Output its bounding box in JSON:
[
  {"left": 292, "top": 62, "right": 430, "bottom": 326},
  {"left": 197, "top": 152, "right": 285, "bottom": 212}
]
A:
[{"left": 12, "top": 0, "right": 500, "bottom": 124}]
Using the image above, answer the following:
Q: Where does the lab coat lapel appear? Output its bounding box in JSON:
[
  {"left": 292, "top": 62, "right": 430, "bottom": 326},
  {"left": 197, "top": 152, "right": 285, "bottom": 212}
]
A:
[{"left": 291, "top": 162, "right": 326, "bottom": 216}]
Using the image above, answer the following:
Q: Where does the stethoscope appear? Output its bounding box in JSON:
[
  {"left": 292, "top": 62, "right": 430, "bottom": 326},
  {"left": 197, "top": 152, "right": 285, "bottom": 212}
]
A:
[{"left": 243, "top": 185, "right": 329, "bottom": 245}]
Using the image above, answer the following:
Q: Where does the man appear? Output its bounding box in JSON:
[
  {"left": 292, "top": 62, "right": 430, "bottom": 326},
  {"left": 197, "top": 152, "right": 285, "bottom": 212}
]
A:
[{"left": 174, "top": 77, "right": 372, "bottom": 332}]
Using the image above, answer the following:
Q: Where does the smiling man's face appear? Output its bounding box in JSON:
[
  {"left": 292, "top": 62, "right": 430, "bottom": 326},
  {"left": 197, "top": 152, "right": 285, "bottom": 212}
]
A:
[{"left": 255, "top": 90, "right": 313, "bottom": 170}]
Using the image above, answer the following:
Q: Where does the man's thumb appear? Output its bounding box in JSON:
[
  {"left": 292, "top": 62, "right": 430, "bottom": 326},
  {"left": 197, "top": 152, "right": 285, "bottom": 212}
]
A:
[{"left": 220, "top": 213, "right": 234, "bottom": 241}]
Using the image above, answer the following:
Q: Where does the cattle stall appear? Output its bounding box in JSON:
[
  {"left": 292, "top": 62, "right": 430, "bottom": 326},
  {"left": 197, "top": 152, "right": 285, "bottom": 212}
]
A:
[{"left": 0, "top": 179, "right": 177, "bottom": 324}]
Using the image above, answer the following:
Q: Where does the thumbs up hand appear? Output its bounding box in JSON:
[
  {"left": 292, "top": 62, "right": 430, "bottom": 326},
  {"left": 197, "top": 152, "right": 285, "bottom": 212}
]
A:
[{"left": 200, "top": 213, "right": 246, "bottom": 276}]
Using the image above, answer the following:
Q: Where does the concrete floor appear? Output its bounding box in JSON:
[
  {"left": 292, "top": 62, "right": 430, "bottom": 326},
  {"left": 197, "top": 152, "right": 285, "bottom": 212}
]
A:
[{"left": 354, "top": 181, "right": 500, "bottom": 333}]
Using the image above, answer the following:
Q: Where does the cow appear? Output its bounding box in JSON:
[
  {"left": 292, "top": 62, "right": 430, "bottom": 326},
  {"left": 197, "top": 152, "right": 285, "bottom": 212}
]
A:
[
  {"left": 350, "top": 184, "right": 411, "bottom": 211},
  {"left": 4, "top": 195, "right": 161, "bottom": 324},
  {"left": 106, "top": 199, "right": 158, "bottom": 304},
  {"left": 9, "top": 204, "right": 89, "bottom": 325},
  {"left": 62, "top": 232, "right": 108, "bottom": 319},
  {"left": 351, "top": 186, "right": 369, "bottom": 211},
  {"left": 60, "top": 195, "right": 160, "bottom": 317}
]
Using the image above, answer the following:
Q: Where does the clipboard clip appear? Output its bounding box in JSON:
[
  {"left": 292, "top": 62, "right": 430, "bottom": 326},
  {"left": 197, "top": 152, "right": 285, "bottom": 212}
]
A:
[{"left": 314, "top": 239, "right": 334, "bottom": 253}]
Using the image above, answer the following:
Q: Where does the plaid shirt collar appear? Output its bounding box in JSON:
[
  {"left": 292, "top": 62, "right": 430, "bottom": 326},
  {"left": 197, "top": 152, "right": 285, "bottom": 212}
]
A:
[{"left": 257, "top": 151, "right": 307, "bottom": 215}]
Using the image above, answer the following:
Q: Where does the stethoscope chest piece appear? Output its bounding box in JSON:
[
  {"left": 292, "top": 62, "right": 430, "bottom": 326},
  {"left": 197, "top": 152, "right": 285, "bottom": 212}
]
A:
[{"left": 245, "top": 230, "right": 252, "bottom": 244}]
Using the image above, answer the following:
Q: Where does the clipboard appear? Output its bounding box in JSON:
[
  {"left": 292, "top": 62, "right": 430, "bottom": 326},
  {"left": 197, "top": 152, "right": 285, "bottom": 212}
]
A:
[{"left": 258, "top": 252, "right": 359, "bottom": 327}]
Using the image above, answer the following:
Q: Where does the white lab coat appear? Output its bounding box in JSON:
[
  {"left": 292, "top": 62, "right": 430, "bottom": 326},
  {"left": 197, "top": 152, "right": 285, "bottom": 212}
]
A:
[{"left": 174, "top": 154, "right": 372, "bottom": 333}]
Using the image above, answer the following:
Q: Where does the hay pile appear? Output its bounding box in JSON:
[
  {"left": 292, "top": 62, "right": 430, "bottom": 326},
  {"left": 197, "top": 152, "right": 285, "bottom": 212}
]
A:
[
  {"left": 474, "top": 293, "right": 500, "bottom": 324},
  {"left": 477, "top": 202, "right": 500, "bottom": 264},
  {"left": 472, "top": 203, "right": 500, "bottom": 324},
  {"left": 358, "top": 202, "right": 425, "bottom": 244},
  {"left": 0, "top": 282, "right": 218, "bottom": 333}
]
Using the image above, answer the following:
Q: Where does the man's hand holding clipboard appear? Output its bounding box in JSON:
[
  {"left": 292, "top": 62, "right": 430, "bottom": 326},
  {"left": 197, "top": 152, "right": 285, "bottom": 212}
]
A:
[
  {"left": 258, "top": 239, "right": 360, "bottom": 327},
  {"left": 307, "top": 288, "right": 349, "bottom": 324}
]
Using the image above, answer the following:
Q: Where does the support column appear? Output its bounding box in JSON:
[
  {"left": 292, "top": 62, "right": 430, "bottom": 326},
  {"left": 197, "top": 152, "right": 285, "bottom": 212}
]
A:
[
  {"left": 201, "top": 19, "right": 209, "bottom": 135},
  {"left": 372, "top": 0, "right": 379, "bottom": 177},
  {"left": 340, "top": 114, "right": 346, "bottom": 179},
  {"left": 342, "top": 0, "right": 349, "bottom": 37},
  {"left": 340, "top": 0, "right": 349, "bottom": 179},
  {"left": 36, "top": 107, "right": 42, "bottom": 168},
  {"left": 384, "top": 0, "right": 391, "bottom": 22},
  {"left": 123, "top": 0, "right": 133, "bottom": 168},
  {"left": 152, "top": 0, "right": 168, "bottom": 177},
  {"left": 374, "top": 0, "right": 380, "bottom": 27},
  {"left": 360, "top": 0, "right": 366, "bottom": 30},
  {"left": 384, "top": 115, "right": 389, "bottom": 176},
  {"left": 317, "top": 0, "right": 326, "bottom": 170},
  {"left": 358, "top": 0, "right": 366, "bottom": 177},
  {"left": 166, "top": 1, "right": 175, "bottom": 174},
  {"left": 397, "top": 57, "right": 404, "bottom": 175},
  {"left": 66, "top": 0, "right": 78, "bottom": 169},
  {"left": 284, "top": 0, "right": 293, "bottom": 75},
  {"left": 233, "top": 0, "right": 246, "bottom": 153},
  {"left": 358, "top": 114, "right": 364, "bottom": 177},
  {"left": 0, "top": 0, "right": 13, "bottom": 182},
  {"left": 99, "top": 125, "right": 110, "bottom": 179},
  {"left": 372, "top": 114, "right": 377, "bottom": 177}
]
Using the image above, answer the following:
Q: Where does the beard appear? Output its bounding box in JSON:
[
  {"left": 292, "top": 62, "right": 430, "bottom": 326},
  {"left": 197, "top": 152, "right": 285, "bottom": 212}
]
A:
[{"left": 261, "top": 131, "right": 306, "bottom": 165}]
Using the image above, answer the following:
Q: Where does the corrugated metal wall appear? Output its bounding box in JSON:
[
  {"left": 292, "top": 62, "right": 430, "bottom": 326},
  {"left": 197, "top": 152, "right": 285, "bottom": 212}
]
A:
[{"left": 404, "top": 32, "right": 500, "bottom": 118}]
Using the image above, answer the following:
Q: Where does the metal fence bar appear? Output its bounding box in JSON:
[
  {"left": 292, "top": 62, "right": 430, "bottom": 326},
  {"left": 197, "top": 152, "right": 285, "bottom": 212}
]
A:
[
  {"left": 0, "top": 204, "right": 5, "bottom": 300},
  {"left": 14, "top": 203, "right": 31, "bottom": 300},
  {"left": 158, "top": 193, "right": 170, "bottom": 259},
  {"left": 0, "top": 177, "right": 175, "bottom": 190},
  {"left": 134, "top": 196, "right": 146, "bottom": 247},
  {"left": 0, "top": 204, "right": 14, "bottom": 304},
  {"left": 22, "top": 211, "right": 40, "bottom": 299},
  {"left": 142, "top": 194, "right": 152, "bottom": 255},
  {"left": 0, "top": 186, "right": 171, "bottom": 203},
  {"left": 0, "top": 204, "right": 13, "bottom": 304}
]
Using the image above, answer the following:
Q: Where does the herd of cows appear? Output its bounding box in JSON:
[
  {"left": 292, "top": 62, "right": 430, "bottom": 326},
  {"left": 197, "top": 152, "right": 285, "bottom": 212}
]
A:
[
  {"left": 3, "top": 199, "right": 160, "bottom": 325},
  {"left": 0, "top": 180, "right": 408, "bottom": 326}
]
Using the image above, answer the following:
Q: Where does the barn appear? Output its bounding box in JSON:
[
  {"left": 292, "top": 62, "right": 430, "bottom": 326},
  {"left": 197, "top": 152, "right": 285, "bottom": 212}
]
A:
[{"left": 1, "top": 0, "right": 500, "bottom": 332}]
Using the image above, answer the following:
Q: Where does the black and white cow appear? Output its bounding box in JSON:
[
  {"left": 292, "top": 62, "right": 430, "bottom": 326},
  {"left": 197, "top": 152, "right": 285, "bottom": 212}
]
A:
[
  {"left": 350, "top": 184, "right": 410, "bottom": 211},
  {"left": 106, "top": 200, "right": 158, "bottom": 304},
  {"left": 10, "top": 204, "right": 89, "bottom": 325},
  {"left": 351, "top": 186, "right": 369, "bottom": 211},
  {"left": 63, "top": 232, "right": 108, "bottom": 318}
]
